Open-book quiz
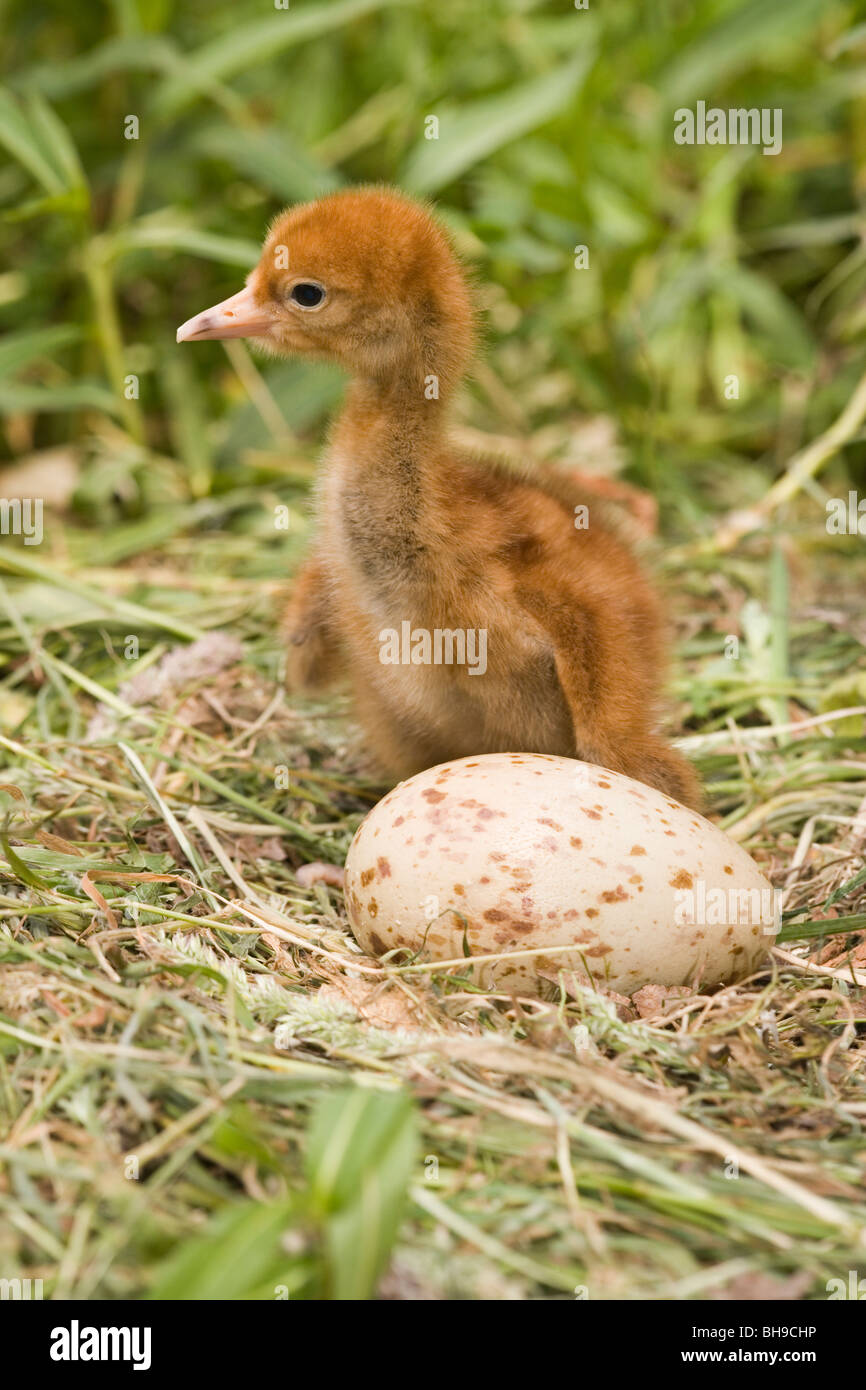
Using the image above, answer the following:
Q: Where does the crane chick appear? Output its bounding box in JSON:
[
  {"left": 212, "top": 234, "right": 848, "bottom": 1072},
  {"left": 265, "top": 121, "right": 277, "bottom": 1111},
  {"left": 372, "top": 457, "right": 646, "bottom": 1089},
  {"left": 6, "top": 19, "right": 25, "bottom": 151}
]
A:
[{"left": 178, "top": 187, "right": 701, "bottom": 809}]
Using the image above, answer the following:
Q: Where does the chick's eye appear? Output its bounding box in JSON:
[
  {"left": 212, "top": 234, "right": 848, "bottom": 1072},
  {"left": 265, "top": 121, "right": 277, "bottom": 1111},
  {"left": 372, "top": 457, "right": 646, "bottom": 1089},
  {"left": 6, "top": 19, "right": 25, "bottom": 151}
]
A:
[{"left": 290, "top": 282, "right": 326, "bottom": 308}]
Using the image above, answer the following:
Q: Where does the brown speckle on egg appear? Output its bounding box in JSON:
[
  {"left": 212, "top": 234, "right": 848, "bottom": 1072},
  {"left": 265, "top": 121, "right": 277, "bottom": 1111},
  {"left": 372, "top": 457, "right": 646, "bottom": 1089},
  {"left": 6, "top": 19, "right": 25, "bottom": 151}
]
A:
[{"left": 669, "top": 870, "right": 694, "bottom": 889}]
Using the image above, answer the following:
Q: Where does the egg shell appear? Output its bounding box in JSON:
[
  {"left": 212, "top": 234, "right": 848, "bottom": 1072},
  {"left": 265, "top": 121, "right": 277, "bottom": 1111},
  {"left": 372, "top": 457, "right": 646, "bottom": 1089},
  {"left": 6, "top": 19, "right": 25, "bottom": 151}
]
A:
[{"left": 344, "top": 753, "right": 777, "bottom": 996}]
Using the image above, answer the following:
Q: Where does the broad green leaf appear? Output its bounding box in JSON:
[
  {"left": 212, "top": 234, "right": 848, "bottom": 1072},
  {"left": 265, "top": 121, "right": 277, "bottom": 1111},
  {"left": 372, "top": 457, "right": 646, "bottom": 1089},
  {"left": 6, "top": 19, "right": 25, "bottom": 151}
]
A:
[
  {"left": 0, "top": 88, "right": 86, "bottom": 204},
  {"left": 0, "top": 830, "right": 51, "bottom": 890},
  {"left": 402, "top": 52, "right": 595, "bottom": 195},
  {"left": 0, "top": 582, "right": 106, "bottom": 627},
  {"left": 661, "top": 0, "right": 826, "bottom": 102},
  {"left": 0, "top": 85, "right": 65, "bottom": 194},
  {"left": 306, "top": 1087, "right": 417, "bottom": 1300},
  {"left": 114, "top": 217, "right": 260, "bottom": 268},
  {"left": 148, "top": 1196, "right": 306, "bottom": 1299},
  {"left": 1, "top": 189, "right": 89, "bottom": 222},
  {"left": 819, "top": 673, "right": 866, "bottom": 739},
  {"left": 220, "top": 361, "right": 345, "bottom": 459},
  {"left": 491, "top": 232, "right": 565, "bottom": 273},
  {"left": 723, "top": 266, "right": 816, "bottom": 368},
  {"left": 585, "top": 177, "right": 653, "bottom": 247},
  {"left": 828, "top": 22, "right": 866, "bottom": 57},
  {"left": 739, "top": 599, "right": 772, "bottom": 663},
  {"left": 752, "top": 214, "right": 865, "bottom": 250},
  {"left": 0, "top": 847, "right": 114, "bottom": 873},
  {"left": 0, "top": 326, "right": 82, "bottom": 378},
  {"left": 194, "top": 125, "right": 341, "bottom": 202},
  {"left": 153, "top": 0, "right": 416, "bottom": 118},
  {"left": 208, "top": 1103, "right": 282, "bottom": 1170},
  {"left": 0, "top": 382, "right": 120, "bottom": 415},
  {"left": 23, "top": 93, "right": 87, "bottom": 193},
  {"left": 639, "top": 258, "right": 718, "bottom": 338},
  {"left": 13, "top": 35, "right": 182, "bottom": 99}
]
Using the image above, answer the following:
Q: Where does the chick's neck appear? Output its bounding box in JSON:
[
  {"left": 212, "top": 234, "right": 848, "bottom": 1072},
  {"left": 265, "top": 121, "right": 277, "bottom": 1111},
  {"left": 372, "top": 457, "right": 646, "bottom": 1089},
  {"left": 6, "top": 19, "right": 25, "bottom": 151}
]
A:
[{"left": 326, "top": 375, "right": 451, "bottom": 591}]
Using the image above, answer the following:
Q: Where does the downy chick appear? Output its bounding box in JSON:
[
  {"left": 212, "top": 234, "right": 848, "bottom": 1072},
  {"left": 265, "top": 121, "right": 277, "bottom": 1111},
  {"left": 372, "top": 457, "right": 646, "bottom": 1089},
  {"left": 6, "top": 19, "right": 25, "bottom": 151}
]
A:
[{"left": 177, "top": 187, "right": 701, "bottom": 809}]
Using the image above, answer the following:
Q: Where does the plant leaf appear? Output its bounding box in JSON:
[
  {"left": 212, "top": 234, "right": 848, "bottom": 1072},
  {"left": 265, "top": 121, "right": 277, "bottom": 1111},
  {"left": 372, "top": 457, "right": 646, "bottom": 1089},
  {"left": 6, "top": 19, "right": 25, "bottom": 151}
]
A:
[
  {"left": 306, "top": 1086, "right": 417, "bottom": 1300},
  {"left": 0, "top": 326, "right": 82, "bottom": 378},
  {"left": 114, "top": 216, "right": 260, "bottom": 268},
  {"left": 23, "top": 93, "right": 87, "bottom": 193},
  {"left": 153, "top": 0, "right": 415, "bottom": 118},
  {"left": 194, "top": 125, "right": 341, "bottom": 202},
  {"left": 148, "top": 1196, "right": 306, "bottom": 1299},
  {"left": 0, "top": 85, "right": 65, "bottom": 194},
  {"left": 661, "top": 0, "right": 826, "bottom": 102},
  {"left": 402, "top": 52, "right": 595, "bottom": 195},
  {"left": 0, "top": 382, "right": 120, "bottom": 415},
  {"left": 13, "top": 35, "right": 182, "bottom": 100}
]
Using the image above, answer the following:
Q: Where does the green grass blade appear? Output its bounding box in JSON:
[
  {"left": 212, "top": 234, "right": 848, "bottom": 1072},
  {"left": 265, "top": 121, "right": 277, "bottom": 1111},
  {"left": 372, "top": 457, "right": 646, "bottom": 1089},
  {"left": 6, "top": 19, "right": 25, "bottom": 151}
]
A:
[{"left": 402, "top": 51, "right": 595, "bottom": 195}]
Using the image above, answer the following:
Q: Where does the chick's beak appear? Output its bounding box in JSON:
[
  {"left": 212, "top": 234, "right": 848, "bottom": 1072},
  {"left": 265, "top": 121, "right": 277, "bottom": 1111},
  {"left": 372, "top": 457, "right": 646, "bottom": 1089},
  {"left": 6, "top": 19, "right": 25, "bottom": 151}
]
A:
[{"left": 176, "top": 283, "right": 273, "bottom": 343}]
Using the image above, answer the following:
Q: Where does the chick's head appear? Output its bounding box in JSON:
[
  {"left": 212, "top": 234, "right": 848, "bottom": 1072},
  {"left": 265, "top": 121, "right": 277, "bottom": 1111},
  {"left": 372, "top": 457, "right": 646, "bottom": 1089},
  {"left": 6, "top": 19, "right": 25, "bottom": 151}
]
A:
[{"left": 177, "top": 188, "right": 475, "bottom": 395}]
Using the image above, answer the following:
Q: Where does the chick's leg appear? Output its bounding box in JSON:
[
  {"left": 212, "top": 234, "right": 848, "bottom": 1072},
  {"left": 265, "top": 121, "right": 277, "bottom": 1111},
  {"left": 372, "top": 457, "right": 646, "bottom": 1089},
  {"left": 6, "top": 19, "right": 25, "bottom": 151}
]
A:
[
  {"left": 281, "top": 555, "right": 342, "bottom": 691},
  {"left": 554, "top": 649, "right": 702, "bottom": 808},
  {"left": 552, "top": 639, "right": 702, "bottom": 809},
  {"left": 614, "top": 735, "right": 703, "bottom": 812},
  {"left": 517, "top": 585, "right": 703, "bottom": 810}
]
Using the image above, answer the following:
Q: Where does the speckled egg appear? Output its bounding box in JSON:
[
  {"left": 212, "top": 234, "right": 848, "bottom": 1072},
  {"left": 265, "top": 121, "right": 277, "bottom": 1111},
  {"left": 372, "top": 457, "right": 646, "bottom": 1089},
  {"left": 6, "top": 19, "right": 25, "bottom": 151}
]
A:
[{"left": 344, "top": 753, "right": 777, "bottom": 996}]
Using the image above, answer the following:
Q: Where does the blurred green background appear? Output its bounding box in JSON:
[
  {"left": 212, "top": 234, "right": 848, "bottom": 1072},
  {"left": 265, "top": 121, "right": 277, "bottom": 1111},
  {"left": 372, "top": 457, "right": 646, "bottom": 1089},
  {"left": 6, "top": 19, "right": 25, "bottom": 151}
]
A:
[{"left": 0, "top": 0, "right": 863, "bottom": 560}]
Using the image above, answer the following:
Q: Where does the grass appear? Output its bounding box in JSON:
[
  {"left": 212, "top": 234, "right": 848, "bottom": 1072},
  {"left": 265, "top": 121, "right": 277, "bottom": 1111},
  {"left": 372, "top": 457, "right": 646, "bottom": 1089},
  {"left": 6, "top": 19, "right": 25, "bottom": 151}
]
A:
[
  {"left": 1, "top": 0, "right": 865, "bottom": 1300},
  {"left": 1, "top": 480, "right": 865, "bottom": 1300}
]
